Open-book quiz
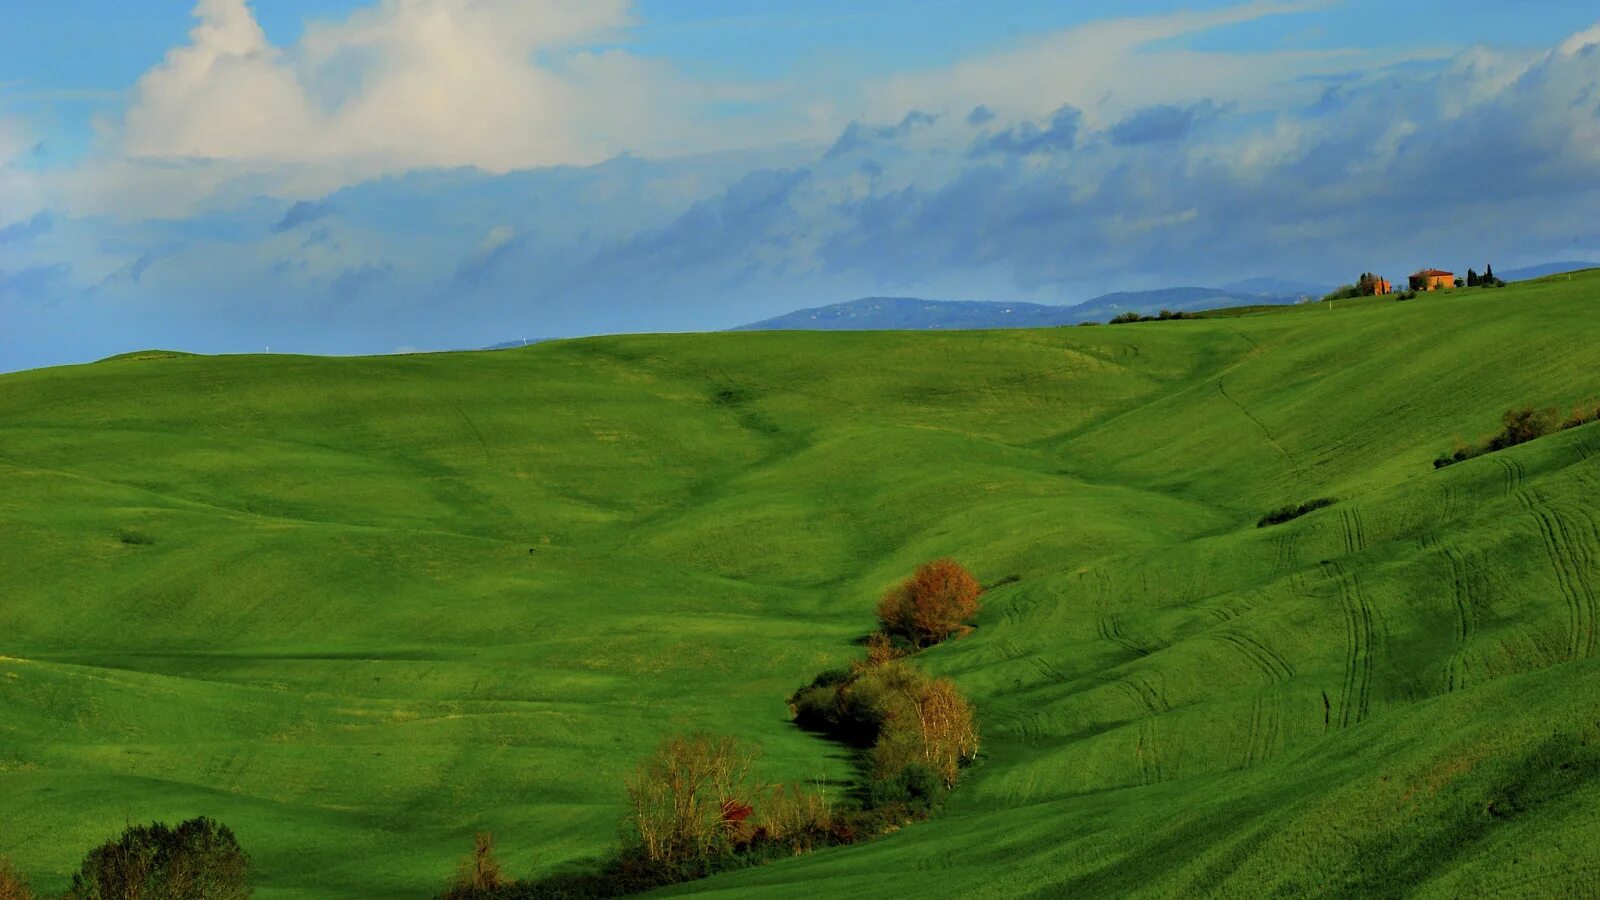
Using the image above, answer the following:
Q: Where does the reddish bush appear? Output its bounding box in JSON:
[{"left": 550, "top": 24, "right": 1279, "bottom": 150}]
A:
[
  {"left": 876, "top": 559, "right": 983, "bottom": 648},
  {"left": 720, "top": 800, "right": 753, "bottom": 830},
  {"left": 0, "top": 858, "right": 34, "bottom": 900}
]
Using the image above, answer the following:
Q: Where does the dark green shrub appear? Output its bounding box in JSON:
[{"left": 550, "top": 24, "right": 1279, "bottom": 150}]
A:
[
  {"left": 1108, "top": 310, "right": 1197, "bottom": 324},
  {"left": 1257, "top": 498, "right": 1338, "bottom": 528},
  {"left": 867, "top": 763, "right": 947, "bottom": 813},
  {"left": 68, "top": 817, "right": 250, "bottom": 900},
  {"left": 1321, "top": 284, "right": 1364, "bottom": 302},
  {"left": 1487, "top": 406, "right": 1559, "bottom": 452},
  {"left": 788, "top": 682, "right": 844, "bottom": 735},
  {"left": 1434, "top": 404, "right": 1586, "bottom": 469}
]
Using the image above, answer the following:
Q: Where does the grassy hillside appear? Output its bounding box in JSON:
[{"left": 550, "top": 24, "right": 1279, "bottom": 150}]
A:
[{"left": 2, "top": 274, "right": 1599, "bottom": 897}]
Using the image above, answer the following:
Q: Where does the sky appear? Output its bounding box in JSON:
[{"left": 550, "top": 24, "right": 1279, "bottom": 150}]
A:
[{"left": 4, "top": 1, "right": 1600, "bottom": 371}]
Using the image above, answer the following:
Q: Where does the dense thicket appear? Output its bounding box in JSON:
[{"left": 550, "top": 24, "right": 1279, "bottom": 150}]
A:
[
  {"left": 66, "top": 818, "right": 250, "bottom": 900},
  {"left": 1435, "top": 403, "right": 1600, "bottom": 468},
  {"left": 1109, "top": 309, "right": 1199, "bottom": 324},
  {"left": 1258, "top": 498, "right": 1338, "bottom": 528}
]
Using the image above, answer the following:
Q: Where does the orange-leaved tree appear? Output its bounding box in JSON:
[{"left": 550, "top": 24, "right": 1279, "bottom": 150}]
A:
[
  {"left": 876, "top": 559, "right": 982, "bottom": 648},
  {"left": 0, "top": 858, "right": 34, "bottom": 900}
]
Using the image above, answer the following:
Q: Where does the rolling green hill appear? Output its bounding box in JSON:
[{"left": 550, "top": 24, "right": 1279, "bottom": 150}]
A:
[{"left": 3, "top": 273, "right": 1599, "bottom": 897}]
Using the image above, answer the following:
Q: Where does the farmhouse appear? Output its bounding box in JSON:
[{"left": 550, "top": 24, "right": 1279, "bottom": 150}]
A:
[
  {"left": 1410, "top": 269, "right": 1455, "bottom": 291},
  {"left": 1373, "top": 277, "right": 1392, "bottom": 295}
]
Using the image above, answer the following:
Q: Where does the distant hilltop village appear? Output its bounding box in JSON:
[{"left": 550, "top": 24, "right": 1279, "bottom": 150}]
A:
[{"left": 1326, "top": 264, "right": 1506, "bottom": 301}]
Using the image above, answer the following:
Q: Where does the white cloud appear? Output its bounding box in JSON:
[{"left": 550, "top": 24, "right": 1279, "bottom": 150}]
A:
[
  {"left": 0, "top": 115, "right": 50, "bottom": 228},
  {"left": 119, "top": 0, "right": 650, "bottom": 174},
  {"left": 859, "top": 1, "right": 1402, "bottom": 127},
  {"left": 1559, "top": 22, "right": 1600, "bottom": 56}
]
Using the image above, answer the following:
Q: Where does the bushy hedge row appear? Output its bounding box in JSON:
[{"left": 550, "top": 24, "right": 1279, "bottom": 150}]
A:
[
  {"left": 1435, "top": 403, "right": 1600, "bottom": 469},
  {"left": 1109, "top": 309, "right": 1199, "bottom": 324},
  {"left": 790, "top": 657, "right": 978, "bottom": 796},
  {"left": 1257, "top": 497, "right": 1338, "bottom": 528}
]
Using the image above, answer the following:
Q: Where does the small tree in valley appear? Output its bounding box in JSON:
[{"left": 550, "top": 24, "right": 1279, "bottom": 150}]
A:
[
  {"left": 442, "top": 832, "right": 507, "bottom": 898},
  {"left": 877, "top": 559, "right": 983, "bottom": 648},
  {"left": 66, "top": 818, "right": 250, "bottom": 900}
]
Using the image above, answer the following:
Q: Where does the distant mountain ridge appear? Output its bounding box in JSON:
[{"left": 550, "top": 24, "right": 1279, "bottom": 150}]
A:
[
  {"left": 734, "top": 285, "right": 1317, "bottom": 332},
  {"left": 1497, "top": 261, "right": 1598, "bottom": 282}
]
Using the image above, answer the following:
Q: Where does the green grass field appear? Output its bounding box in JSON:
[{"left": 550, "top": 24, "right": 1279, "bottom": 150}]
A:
[{"left": 3, "top": 273, "right": 1599, "bottom": 897}]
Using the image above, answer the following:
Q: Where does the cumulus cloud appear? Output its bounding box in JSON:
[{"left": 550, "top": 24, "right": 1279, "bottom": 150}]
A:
[
  {"left": 0, "top": 116, "right": 50, "bottom": 228},
  {"left": 1559, "top": 23, "right": 1600, "bottom": 56},
  {"left": 119, "top": 0, "right": 651, "bottom": 174}
]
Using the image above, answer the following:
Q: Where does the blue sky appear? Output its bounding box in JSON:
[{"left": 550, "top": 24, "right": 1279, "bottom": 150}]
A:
[{"left": 4, "top": 1, "right": 1600, "bottom": 371}]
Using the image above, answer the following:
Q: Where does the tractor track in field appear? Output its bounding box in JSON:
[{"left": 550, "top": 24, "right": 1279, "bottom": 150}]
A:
[
  {"left": 1098, "top": 614, "right": 1149, "bottom": 657},
  {"left": 1439, "top": 484, "right": 1461, "bottom": 522},
  {"left": 1437, "top": 538, "right": 1481, "bottom": 691},
  {"left": 1114, "top": 672, "right": 1170, "bottom": 717},
  {"left": 1272, "top": 529, "right": 1300, "bottom": 574},
  {"left": 1241, "top": 693, "right": 1282, "bottom": 768},
  {"left": 1134, "top": 719, "right": 1163, "bottom": 785},
  {"left": 1029, "top": 654, "right": 1069, "bottom": 685},
  {"left": 454, "top": 405, "right": 492, "bottom": 462},
  {"left": 1322, "top": 560, "right": 1377, "bottom": 727},
  {"left": 1498, "top": 456, "right": 1526, "bottom": 495},
  {"left": 1522, "top": 496, "right": 1598, "bottom": 660},
  {"left": 1340, "top": 508, "right": 1367, "bottom": 555},
  {"left": 1215, "top": 631, "right": 1295, "bottom": 683}
]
